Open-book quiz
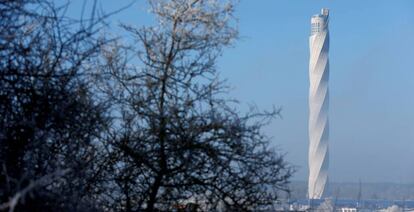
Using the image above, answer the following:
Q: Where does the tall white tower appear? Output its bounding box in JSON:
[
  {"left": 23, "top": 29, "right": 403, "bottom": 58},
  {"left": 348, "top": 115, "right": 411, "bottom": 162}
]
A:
[{"left": 308, "top": 8, "right": 329, "bottom": 200}]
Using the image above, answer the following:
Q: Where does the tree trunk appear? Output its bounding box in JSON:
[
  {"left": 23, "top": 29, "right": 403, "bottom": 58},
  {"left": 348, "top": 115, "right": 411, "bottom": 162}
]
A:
[{"left": 146, "top": 173, "right": 163, "bottom": 211}]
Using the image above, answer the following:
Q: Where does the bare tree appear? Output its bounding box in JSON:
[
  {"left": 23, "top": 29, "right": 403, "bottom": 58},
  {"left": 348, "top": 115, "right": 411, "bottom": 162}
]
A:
[{"left": 96, "top": 0, "right": 293, "bottom": 211}]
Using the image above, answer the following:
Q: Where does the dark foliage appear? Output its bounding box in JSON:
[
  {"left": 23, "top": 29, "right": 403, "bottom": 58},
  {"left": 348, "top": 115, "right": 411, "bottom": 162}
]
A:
[
  {"left": 0, "top": 0, "right": 294, "bottom": 211},
  {"left": 0, "top": 0, "right": 107, "bottom": 211}
]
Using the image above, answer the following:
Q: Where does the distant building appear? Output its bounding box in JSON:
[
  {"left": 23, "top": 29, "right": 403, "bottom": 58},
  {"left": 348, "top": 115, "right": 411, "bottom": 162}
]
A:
[
  {"left": 308, "top": 8, "right": 330, "bottom": 199},
  {"left": 281, "top": 199, "right": 414, "bottom": 212},
  {"left": 340, "top": 207, "right": 357, "bottom": 212}
]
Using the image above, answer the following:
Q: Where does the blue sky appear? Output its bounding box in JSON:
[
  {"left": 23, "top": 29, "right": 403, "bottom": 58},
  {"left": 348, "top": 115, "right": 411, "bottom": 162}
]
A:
[
  {"left": 69, "top": 0, "right": 414, "bottom": 183},
  {"left": 221, "top": 0, "right": 414, "bottom": 183}
]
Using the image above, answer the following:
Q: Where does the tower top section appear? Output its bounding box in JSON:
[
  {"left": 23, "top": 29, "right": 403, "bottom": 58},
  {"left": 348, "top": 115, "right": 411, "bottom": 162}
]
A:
[
  {"left": 321, "top": 8, "right": 329, "bottom": 16},
  {"left": 311, "top": 8, "right": 329, "bottom": 36}
]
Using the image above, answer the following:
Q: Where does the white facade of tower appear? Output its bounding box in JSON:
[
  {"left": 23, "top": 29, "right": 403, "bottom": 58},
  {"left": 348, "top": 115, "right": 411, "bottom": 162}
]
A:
[{"left": 308, "top": 8, "right": 329, "bottom": 199}]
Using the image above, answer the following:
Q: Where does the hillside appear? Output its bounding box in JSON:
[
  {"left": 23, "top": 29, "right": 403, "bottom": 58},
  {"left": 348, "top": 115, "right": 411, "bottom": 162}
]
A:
[{"left": 287, "top": 181, "right": 414, "bottom": 200}]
